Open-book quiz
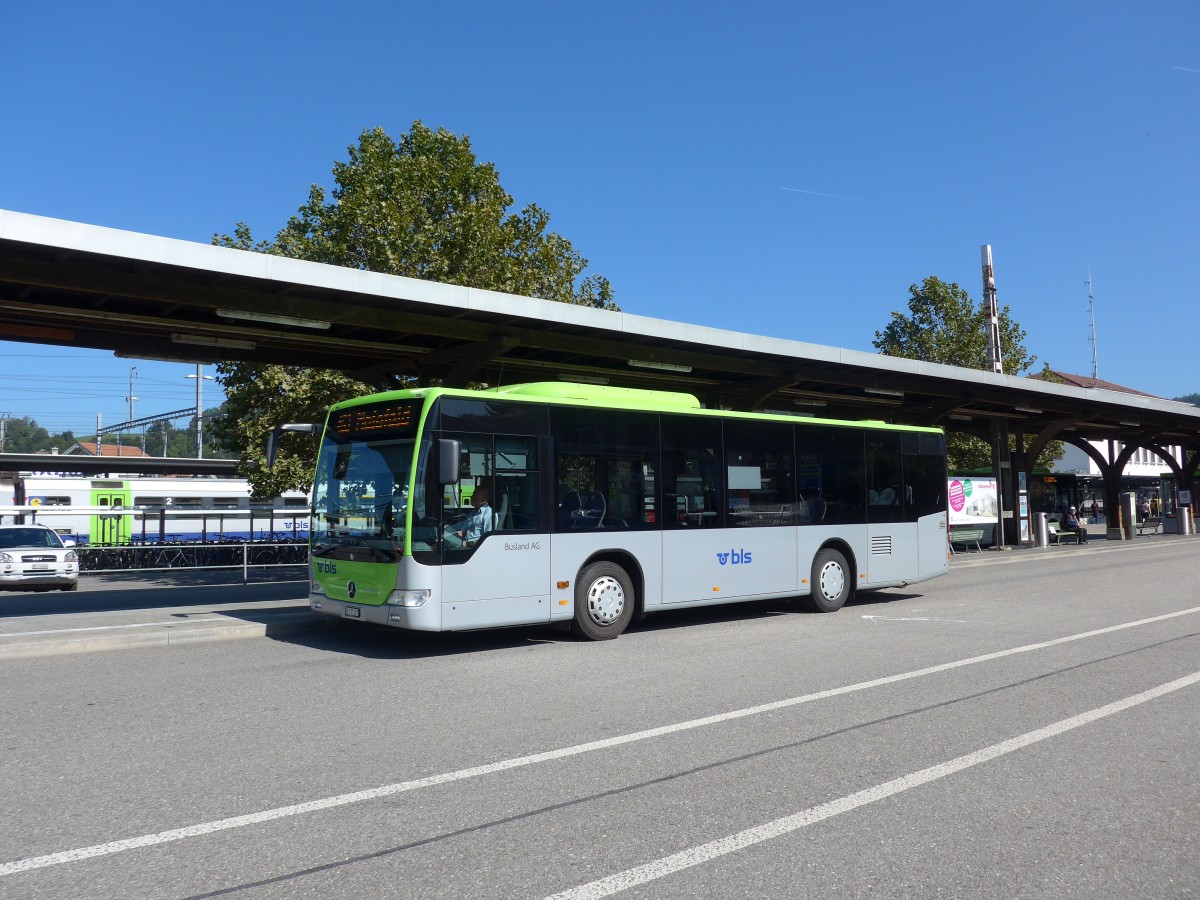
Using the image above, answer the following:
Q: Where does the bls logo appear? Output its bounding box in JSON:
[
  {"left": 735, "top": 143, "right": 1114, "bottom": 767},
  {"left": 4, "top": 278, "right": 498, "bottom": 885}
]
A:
[
  {"left": 716, "top": 549, "right": 753, "bottom": 566},
  {"left": 315, "top": 560, "right": 337, "bottom": 574}
]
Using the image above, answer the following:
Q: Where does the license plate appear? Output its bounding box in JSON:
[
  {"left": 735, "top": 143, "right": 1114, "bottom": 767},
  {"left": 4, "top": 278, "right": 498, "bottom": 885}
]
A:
[
  {"left": 344, "top": 607, "right": 361, "bottom": 618},
  {"left": 31, "top": 563, "right": 50, "bottom": 570}
]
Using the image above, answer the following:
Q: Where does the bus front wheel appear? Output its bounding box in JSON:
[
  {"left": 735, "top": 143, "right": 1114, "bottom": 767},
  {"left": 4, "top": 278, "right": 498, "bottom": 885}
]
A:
[
  {"left": 572, "top": 561, "right": 634, "bottom": 640},
  {"left": 806, "top": 548, "right": 852, "bottom": 613}
]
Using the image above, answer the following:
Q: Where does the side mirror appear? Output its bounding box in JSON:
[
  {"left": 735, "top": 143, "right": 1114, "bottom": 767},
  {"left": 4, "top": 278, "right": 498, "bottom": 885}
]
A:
[
  {"left": 437, "top": 438, "right": 461, "bottom": 485},
  {"left": 266, "top": 423, "right": 320, "bottom": 468}
]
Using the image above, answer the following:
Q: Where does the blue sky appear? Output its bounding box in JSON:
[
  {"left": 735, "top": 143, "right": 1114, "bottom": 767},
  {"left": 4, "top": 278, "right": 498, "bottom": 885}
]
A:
[{"left": 2, "top": 1, "right": 1197, "bottom": 437}]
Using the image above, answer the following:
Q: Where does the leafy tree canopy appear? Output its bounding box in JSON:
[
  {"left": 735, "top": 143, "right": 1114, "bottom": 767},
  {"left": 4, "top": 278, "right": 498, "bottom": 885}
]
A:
[
  {"left": 212, "top": 366, "right": 368, "bottom": 500},
  {"left": 1173, "top": 392, "right": 1200, "bottom": 406},
  {"left": 0, "top": 417, "right": 74, "bottom": 454},
  {"left": 874, "top": 276, "right": 1061, "bottom": 470},
  {"left": 873, "top": 276, "right": 1035, "bottom": 373},
  {"left": 213, "top": 122, "right": 615, "bottom": 497}
]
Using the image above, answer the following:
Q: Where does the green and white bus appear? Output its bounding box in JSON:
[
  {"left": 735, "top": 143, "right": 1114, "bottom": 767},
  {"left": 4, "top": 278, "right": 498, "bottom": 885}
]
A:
[{"left": 299, "top": 381, "right": 949, "bottom": 640}]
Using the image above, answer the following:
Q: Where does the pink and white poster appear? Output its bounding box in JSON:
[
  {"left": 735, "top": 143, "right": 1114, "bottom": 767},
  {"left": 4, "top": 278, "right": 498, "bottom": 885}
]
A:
[{"left": 947, "top": 477, "right": 998, "bottom": 525}]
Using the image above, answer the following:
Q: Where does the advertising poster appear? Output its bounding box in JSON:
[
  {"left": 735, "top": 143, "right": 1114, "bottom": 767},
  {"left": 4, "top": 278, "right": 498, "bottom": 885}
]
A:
[{"left": 948, "top": 477, "right": 998, "bottom": 526}]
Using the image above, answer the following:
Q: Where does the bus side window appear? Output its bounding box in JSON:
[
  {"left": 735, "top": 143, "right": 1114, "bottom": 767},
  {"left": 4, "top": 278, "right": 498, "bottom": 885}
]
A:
[
  {"left": 867, "top": 434, "right": 903, "bottom": 523},
  {"left": 662, "top": 415, "right": 722, "bottom": 528},
  {"left": 551, "top": 407, "right": 658, "bottom": 532},
  {"left": 724, "top": 419, "right": 795, "bottom": 526},
  {"left": 798, "top": 425, "right": 866, "bottom": 525},
  {"left": 901, "top": 432, "right": 946, "bottom": 521},
  {"left": 494, "top": 436, "right": 537, "bottom": 531}
]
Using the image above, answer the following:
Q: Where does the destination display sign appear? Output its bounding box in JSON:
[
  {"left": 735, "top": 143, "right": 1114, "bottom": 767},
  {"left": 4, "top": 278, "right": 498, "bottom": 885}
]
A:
[{"left": 332, "top": 400, "right": 421, "bottom": 438}]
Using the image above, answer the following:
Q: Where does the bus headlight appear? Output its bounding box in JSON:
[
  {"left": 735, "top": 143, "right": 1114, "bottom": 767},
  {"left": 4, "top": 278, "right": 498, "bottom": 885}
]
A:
[
  {"left": 388, "top": 589, "right": 431, "bottom": 608},
  {"left": 310, "top": 576, "right": 325, "bottom": 596}
]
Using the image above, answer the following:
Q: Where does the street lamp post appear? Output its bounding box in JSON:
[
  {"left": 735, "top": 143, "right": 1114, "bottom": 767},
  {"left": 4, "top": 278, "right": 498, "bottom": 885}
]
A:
[
  {"left": 126, "top": 366, "right": 138, "bottom": 422},
  {"left": 126, "top": 366, "right": 142, "bottom": 454},
  {"left": 185, "top": 365, "right": 215, "bottom": 458}
]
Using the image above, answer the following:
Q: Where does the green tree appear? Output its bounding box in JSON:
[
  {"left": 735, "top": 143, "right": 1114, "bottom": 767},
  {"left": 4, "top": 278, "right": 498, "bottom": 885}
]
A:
[
  {"left": 213, "top": 122, "right": 617, "bottom": 497},
  {"left": 212, "top": 367, "right": 365, "bottom": 498},
  {"left": 1, "top": 417, "right": 48, "bottom": 453},
  {"left": 0, "top": 417, "right": 79, "bottom": 454},
  {"left": 874, "top": 276, "right": 1061, "bottom": 470}
]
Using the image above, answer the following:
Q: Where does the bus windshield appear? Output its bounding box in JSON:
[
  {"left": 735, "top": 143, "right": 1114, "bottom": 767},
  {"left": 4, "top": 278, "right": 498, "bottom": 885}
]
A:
[{"left": 311, "top": 435, "right": 418, "bottom": 563}]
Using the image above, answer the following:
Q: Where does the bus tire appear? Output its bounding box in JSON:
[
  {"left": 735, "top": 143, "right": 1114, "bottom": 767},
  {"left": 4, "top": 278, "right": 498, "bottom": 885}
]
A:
[
  {"left": 807, "top": 547, "right": 852, "bottom": 613},
  {"left": 572, "top": 561, "right": 634, "bottom": 640}
]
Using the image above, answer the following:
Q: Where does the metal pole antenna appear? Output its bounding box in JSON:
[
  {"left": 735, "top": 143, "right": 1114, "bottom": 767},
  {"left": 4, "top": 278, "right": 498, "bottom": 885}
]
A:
[
  {"left": 1086, "top": 271, "right": 1099, "bottom": 380},
  {"left": 981, "top": 245, "right": 1009, "bottom": 548},
  {"left": 981, "top": 245, "right": 1004, "bottom": 375}
]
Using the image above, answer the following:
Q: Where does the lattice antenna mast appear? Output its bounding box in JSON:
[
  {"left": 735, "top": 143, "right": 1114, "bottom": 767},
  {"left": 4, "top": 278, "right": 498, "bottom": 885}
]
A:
[
  {"left": 981, "top": 245, "right": 1004, "bottom": 374},
  {"left": 1086, "top": 270, "right": 1098, "bottom": 380}
]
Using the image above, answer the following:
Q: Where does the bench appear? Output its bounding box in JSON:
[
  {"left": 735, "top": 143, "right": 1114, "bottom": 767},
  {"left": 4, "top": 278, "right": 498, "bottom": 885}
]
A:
[
  {"left": 1137, "top": 516, "right": 1163, "bottom": 535},
  {"left": 1048, "top": 521, "right": 1080, "bottom": 544},
  {"left": 949, "top": 527, "right": 984, "bottom": 553}
]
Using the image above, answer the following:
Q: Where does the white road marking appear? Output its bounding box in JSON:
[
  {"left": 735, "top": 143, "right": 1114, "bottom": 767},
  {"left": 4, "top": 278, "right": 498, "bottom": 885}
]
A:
[
  {"left": 2, "top": 605, "right": 1197, "bottom": 877},
  {"left": 546, "top": 670, "right": 1200, "bottom": 899},
  {"left": 0, "top": 619, "right": 226, "bottom": 639},
  {"left": 861, "top": 615, "right": 969, "bottom": 623}
]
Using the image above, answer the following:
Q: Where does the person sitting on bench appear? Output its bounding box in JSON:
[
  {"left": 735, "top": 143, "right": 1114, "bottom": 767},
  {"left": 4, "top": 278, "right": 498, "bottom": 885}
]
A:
[{"left": 1061, "top": 505, "right": 1088, "bottom": 544}]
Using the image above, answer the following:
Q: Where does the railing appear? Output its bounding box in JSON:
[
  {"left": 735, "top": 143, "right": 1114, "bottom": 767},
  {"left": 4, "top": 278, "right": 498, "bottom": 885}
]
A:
[{"left": 75, "top": 539, "right": 309, "bottom": 580}]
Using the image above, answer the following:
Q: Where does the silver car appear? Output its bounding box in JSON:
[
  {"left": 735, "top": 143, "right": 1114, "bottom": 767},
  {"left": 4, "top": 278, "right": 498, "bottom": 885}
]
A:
[{"left": 0, "top": 525, "right": 79, "bottom": 592}]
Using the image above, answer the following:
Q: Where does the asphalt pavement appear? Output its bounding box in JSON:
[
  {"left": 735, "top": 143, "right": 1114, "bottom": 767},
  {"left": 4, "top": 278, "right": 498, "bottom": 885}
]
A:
[
  {"left": 0, "top": 573, "right": 315, "bottom": 659},
  {"left": 0, "top": 528, "right": 1192, "bottom": 659}
]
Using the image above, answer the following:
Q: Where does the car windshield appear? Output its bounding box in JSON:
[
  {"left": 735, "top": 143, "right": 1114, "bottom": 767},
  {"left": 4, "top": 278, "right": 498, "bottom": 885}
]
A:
[{"left": 0, "top": 528, "right": 63, "bottom": 549}]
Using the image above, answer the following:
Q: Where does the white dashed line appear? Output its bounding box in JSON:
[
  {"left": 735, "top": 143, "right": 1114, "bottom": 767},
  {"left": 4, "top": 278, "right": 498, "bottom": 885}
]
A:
[
  {"left": 2, "top": 605, "right": 1196, "bottom": 877},
  {"left": 546, "top": 670, "right": 1200, "bottom": 899}
]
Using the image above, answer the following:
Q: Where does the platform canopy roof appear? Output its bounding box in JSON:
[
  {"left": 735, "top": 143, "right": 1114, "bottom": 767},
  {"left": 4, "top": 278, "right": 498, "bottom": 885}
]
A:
[{"left": 2, "top": 209, "right": 1199, "bottom": 453}]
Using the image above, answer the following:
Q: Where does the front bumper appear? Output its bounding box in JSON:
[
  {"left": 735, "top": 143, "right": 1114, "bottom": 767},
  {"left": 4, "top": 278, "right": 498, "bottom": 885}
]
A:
[
  {"left": 310, "top": 593, "right": 443, "bottom": 631},
  {"left": 0, "top": 568, "right": 78, "bottom": 590}
]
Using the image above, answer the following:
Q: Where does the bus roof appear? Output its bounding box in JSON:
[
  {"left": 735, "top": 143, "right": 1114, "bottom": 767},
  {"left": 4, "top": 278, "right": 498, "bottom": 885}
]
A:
[{"left": 330, "top": 382, "right": 943, "bottom": 434}]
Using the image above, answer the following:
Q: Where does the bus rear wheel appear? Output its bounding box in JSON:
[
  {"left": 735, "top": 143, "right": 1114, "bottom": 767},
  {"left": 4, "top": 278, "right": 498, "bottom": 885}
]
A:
[
  {"left": 572, "top": 561, "right": 634, "bottom": 640},
  {"left": 806, "top": 547, "right": 852, "bottom": 613}
]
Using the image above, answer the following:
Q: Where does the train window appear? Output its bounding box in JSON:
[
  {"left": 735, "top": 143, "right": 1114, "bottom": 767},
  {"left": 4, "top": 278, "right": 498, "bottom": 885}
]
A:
[
  {"left": 41, "top": 496, "right": 72, "bottom": 506},
  {"left": 211, "top": 497, "right": 241, "bottom": 509},
  {"left": 283, "top": 498, "right": 309, "bottom": 507},
  {"left": 172, "top": 497, "right": 204, "bottom": 508},
  {"left": 134, "top": 496, "right": 168, "bottom": 507}
]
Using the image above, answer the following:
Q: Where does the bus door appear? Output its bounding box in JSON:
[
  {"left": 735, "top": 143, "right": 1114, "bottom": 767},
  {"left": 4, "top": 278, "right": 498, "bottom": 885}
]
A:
[
  {"left": 91, "top": 485, "right": 132, "bottom": 545},
  {"left": 440, "top": 434, "right": 550, "bottom": 629}
]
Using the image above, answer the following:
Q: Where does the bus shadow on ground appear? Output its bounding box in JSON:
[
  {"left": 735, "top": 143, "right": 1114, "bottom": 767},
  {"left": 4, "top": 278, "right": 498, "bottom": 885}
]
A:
[
  {"left": 266, "top": 618, "right": 557, "bottom": 659},
  {"left": 263, "top": 588, "right": 925, "bottom": 660}
]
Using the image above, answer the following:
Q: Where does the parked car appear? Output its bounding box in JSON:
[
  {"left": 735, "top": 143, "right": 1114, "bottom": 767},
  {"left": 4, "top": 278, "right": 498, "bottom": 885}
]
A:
[{"left": 0, "top": 524, "right": 79, "bottom": 591}]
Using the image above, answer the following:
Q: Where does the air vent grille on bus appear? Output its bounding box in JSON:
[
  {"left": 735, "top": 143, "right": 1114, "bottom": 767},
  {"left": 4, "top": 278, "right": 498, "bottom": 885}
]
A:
[{"left": 870, "top": 535, "right": 893, "bottom": 556}]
